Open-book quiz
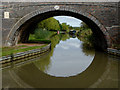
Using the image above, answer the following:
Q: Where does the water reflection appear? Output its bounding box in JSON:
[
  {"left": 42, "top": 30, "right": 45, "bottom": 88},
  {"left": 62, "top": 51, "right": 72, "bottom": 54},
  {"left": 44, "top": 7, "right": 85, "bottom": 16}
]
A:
[
  {"left": 2, "top": 34, "right": 119, "bottom": 88},
  {"left": 39, "top": 37, "right": 94, "bottom": 77},
  {"left": 33, "top": 34, "right": 95, "bottom": 77}
]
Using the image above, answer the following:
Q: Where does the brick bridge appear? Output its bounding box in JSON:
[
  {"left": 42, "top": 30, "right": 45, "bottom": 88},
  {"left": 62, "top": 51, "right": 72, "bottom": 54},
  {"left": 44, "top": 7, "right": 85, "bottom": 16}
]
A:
[{"left": 1, "top": 2, "right": 120, "bottom": 50}]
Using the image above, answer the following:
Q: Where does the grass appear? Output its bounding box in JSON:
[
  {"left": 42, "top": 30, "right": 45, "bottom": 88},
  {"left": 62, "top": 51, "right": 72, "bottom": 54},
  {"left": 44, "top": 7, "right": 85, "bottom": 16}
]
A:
[
  {"left": 1, "top": 29, "right": 53, "bottom": 57},
  {"left": 2, "top": 44, "right": 47, "bottom": 56},
  {"left": 28, "top": 39, "right": 51, "bottom": 44},
  {"left": 34, "top": 28, "right": 55, "bottom": 39}
]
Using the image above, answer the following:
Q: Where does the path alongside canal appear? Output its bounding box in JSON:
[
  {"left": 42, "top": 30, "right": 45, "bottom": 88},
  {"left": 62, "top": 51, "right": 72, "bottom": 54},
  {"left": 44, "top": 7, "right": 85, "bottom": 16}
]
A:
[{"left": 0, "top": 42, "right": 51, "bottom": 64}]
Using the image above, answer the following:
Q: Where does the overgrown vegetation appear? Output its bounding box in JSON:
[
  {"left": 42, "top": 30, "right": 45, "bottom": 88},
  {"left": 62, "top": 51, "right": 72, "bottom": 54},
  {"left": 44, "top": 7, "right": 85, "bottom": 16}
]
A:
[
  {"left": 34, "top": 28, "right": 54, "bottom": 39},
  {"left": 28, "top": 28, "right": 56, "bottom": 42},
  {"left": 77, "top": 22, "right": 95, "bottom": 48},
  {"left": 37, "top": 17, "right": 61, "bottom": 31},
  {"left": 61, "top": 23, "right": 69, "bottom": 32},
  {"left": 37, "top": 17, "right": 74, "bottom": 32}
]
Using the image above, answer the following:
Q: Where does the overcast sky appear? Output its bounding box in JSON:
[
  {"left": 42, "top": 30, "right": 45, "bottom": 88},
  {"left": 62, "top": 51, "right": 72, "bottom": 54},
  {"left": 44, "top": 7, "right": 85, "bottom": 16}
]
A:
[{"left": 54, "top": 16, "right": 82, "bottom": 27}]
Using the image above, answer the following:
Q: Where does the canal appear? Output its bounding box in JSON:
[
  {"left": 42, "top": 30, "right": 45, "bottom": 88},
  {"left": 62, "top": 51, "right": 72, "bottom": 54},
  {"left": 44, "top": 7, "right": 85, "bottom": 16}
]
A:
[{"left": 2, "top": 34, "right": 120, "bottom": 88}]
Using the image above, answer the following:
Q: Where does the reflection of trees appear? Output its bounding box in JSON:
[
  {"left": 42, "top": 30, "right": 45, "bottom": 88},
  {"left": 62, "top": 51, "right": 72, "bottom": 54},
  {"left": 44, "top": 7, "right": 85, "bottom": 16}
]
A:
[
  {"left": 77, "top": 34, "right": 94, "bottom": 48},
  {"left": 50, "top": 34, "right": 60, "bottom": 49},
  {"left": 34, "top": 33, "right": 95, "bottom": 72},
  {"left": 77, "top": 35, "right": 95, "bottom": 56},
  {"left": 34, "top": 53, "right": 51, "bottom": 72},
  {"left": 81, "top": 42, "right": 95, "bottom": 56},
  {"left": 69, "top": 34, "right": 76, "bottom": 38},
  {"left": 34, "top": 34, "right": 62, "bottom": 72},
  {"left": 60, "top": 34, "right": 70, "bottom": 41}
]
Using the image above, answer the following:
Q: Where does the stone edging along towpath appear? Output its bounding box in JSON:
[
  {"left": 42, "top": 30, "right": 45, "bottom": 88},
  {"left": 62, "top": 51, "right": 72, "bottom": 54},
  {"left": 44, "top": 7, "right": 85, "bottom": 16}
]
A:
[
  {"left": 0, "top": 43, "right": 51, "bottom": 64},
  {"left": 107, "top": 48, "right": 120, "bottom": 57}
]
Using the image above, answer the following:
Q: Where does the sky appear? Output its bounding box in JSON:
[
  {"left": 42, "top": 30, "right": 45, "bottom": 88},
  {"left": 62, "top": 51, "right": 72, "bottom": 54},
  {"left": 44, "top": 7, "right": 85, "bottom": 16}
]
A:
[{"left": 54, "top": 16, "right": 82, "bottom": 27}]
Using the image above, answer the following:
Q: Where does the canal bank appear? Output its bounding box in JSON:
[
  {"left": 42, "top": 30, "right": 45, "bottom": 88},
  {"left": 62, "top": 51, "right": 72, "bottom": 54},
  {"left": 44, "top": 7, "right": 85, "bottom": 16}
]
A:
[
  {"left": 0, "top": 43, "right": 51, "bottom": 64},
  {"left": 107, "top": 48, "right": 120, "bottom": 57}
]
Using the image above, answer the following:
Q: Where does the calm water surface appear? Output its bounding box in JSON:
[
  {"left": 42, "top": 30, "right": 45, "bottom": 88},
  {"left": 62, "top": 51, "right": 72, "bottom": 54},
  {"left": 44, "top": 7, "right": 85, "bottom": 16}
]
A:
[
  {"left": 2, "top": 34, "right": 120, "bottom": 88},
  {"left": 43, "top": 37, "right": 94, "bottom": 77}
]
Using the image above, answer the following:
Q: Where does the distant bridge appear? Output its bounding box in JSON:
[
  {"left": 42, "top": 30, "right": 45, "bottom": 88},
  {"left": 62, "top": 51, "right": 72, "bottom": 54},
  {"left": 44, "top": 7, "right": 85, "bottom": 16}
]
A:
[{"left": 1, "top": 2, "right": 120, "bottom": 50}]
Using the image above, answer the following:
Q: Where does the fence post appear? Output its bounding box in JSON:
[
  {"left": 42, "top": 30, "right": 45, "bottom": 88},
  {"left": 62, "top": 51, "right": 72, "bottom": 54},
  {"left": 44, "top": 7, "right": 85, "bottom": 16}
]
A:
[{"left": 10, "top": 53, "right": 14, "bottom": 62}]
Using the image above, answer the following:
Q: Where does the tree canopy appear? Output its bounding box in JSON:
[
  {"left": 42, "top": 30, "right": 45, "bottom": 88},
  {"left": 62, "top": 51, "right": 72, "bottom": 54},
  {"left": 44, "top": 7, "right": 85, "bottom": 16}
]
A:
[
  {"left": 80, "top": 22, "right": 89, "bottom": 29},
  {"left": 37, "top": 17, "right": 74, "bottom": 32},
  {"left": 61, "top": 23, "right": 69, "bottom": 31},
  {"left": 37, "top": 17, "right": 61, "bottom": 31}
]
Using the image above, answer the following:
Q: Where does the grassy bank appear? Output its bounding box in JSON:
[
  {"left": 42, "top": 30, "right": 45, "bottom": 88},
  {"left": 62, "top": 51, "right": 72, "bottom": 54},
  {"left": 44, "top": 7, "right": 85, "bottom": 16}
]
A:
[
  {"left": 1, "top": 29, "right": 53, "bottom": 57},
  {"left": 32, "top": 28, "right": 56, "bottom": 40},
  {"left": 28, "top": 39, "right": 51, "bottom": 44},
  {"left": 2, "top": 44, "right": 48, "bottom": 56}
]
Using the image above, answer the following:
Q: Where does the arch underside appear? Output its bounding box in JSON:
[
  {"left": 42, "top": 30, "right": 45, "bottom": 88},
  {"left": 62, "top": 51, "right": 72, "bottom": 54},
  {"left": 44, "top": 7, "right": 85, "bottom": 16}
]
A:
[{"left": 6, "top": 6, "right": 110, "bottom": 50}]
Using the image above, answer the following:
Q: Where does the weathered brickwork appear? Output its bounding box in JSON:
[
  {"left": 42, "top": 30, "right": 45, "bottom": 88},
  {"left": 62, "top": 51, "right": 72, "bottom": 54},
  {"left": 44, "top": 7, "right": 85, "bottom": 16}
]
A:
[{"left": 1, "top": 2, "right": 120, "bottom": 50}]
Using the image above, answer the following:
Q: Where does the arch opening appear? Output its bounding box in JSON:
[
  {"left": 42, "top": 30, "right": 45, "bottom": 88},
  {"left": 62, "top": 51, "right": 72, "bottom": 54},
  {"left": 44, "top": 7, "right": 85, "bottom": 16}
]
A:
[{"left": 8, "top": 10, "right": 108, "bottom": 51}]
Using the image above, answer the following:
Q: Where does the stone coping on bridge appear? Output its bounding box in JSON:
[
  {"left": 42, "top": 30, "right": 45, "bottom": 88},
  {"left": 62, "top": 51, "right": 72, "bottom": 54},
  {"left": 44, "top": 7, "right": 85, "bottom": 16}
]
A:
[
  {"left": 0, "top": 43, "right": 51, "bottom": 64},
  {"left": 107, "top": 48, "right": 120, "bottom": 57}
]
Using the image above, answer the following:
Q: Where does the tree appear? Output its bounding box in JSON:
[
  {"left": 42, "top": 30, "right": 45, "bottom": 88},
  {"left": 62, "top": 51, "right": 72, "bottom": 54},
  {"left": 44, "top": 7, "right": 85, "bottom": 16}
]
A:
[
  {"left": 80, "top": 22, "right": 89, "bottom": 29},
  {"left": 61, "top": 23, "right": 69, "bottom": 30},
  {"left": 69, "top": 26, "right": 73, "bottom": 30},
  {"left": 37, "top": 17, "right": 61, "bottom": 31}
]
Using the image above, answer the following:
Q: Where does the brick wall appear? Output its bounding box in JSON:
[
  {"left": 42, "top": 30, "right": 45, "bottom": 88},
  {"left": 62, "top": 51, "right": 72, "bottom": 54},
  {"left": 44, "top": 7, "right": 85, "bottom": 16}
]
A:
[{"left": 1, "top": 2, "right": 119, "bottom": 49}]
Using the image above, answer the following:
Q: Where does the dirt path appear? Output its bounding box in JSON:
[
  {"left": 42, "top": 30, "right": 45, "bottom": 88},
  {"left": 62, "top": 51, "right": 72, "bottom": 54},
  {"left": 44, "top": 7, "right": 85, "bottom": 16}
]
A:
[
  {"left": 17, "top": 43, "right": 45, "bottom": 47},
  {"left": 15, "top": 43, "right": 46, "bottom": 49}
]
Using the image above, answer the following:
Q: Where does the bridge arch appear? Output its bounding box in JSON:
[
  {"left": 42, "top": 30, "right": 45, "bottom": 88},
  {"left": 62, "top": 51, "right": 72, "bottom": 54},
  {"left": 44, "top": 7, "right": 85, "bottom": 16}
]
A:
[{"left": 5, "top": 6, "right": 111, "bottom": 50}]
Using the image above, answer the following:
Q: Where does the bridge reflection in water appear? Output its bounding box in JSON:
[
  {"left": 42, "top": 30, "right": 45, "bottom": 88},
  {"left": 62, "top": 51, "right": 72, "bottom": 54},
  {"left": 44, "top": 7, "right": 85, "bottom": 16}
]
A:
[{"left": 2, "top": 34, "right": 119, "bottom": 88}]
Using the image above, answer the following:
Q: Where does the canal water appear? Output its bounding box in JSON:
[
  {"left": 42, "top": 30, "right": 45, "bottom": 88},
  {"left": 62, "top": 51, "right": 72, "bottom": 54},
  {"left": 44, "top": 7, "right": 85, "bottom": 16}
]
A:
[{"left": 2, "top": 34, "right": 120, "bottom": 88}]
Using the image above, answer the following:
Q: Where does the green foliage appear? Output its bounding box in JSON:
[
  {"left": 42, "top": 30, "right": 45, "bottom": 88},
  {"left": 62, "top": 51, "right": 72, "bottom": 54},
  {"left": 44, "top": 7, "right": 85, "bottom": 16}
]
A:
[
  {"left": 29, "top": 34, "right": 36, "bottom": 40},
  {"left": 61, "top": 23, "right": 69, "bottom": 32},
  {"left": 29, "top": 39, "right": 51, "bottom": 44},
  {"left": 73, "top": 27, "right": 80, "bottom": 30},
  {"left": 34, "top": 54, "right": 51, "bottom": 72},
  {"left": 81, "top": 42, "right": 95, "bottom": 56},
  {"left": 79, "top": 29, "right": 92, "bottom": 38},
  {"left": 59, "top": 23, "right": 62, "bottom": 30},
  {"left": 78, "top": 27, "right": 94, "bottom": 48},
  {"left": 37, "top": 17, "right": 74, "bottom": 32},
  {"left": 69, "top": 26, "right": 73, "bottom": 30},
  {"left": 80, "top": 22, "right": 89, "bottom": 29},
  {"left": 37, "top": 17, "right": 61, "bottom": 31},
  {"left": 34, "top": 28, "right": 54, "bottom": 39},
  {"left": 60, "top": 34, "right": 70, "bottom": 41}
]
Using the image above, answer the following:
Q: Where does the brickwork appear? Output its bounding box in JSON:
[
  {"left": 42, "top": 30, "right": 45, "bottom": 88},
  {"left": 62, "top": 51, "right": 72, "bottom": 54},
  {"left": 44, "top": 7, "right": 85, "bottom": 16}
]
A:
[{"left": 1, "top": 2, "right": 120, "bottom": 49}]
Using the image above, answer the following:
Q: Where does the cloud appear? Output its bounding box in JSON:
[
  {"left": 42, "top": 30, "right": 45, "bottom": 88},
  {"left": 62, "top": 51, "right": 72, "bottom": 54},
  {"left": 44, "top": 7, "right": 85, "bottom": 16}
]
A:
[
  {"left": 61, "top": 45, "right": 69, "bottom": 50},
  {"left": 56, "top": 44, "right": 69, "bottom": 50},
  {"left": 68, "top": 43, "right": 80, "bottom": 48},
  {"left": 54, "top": 16, "right": 82, "bottom": 27}
]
